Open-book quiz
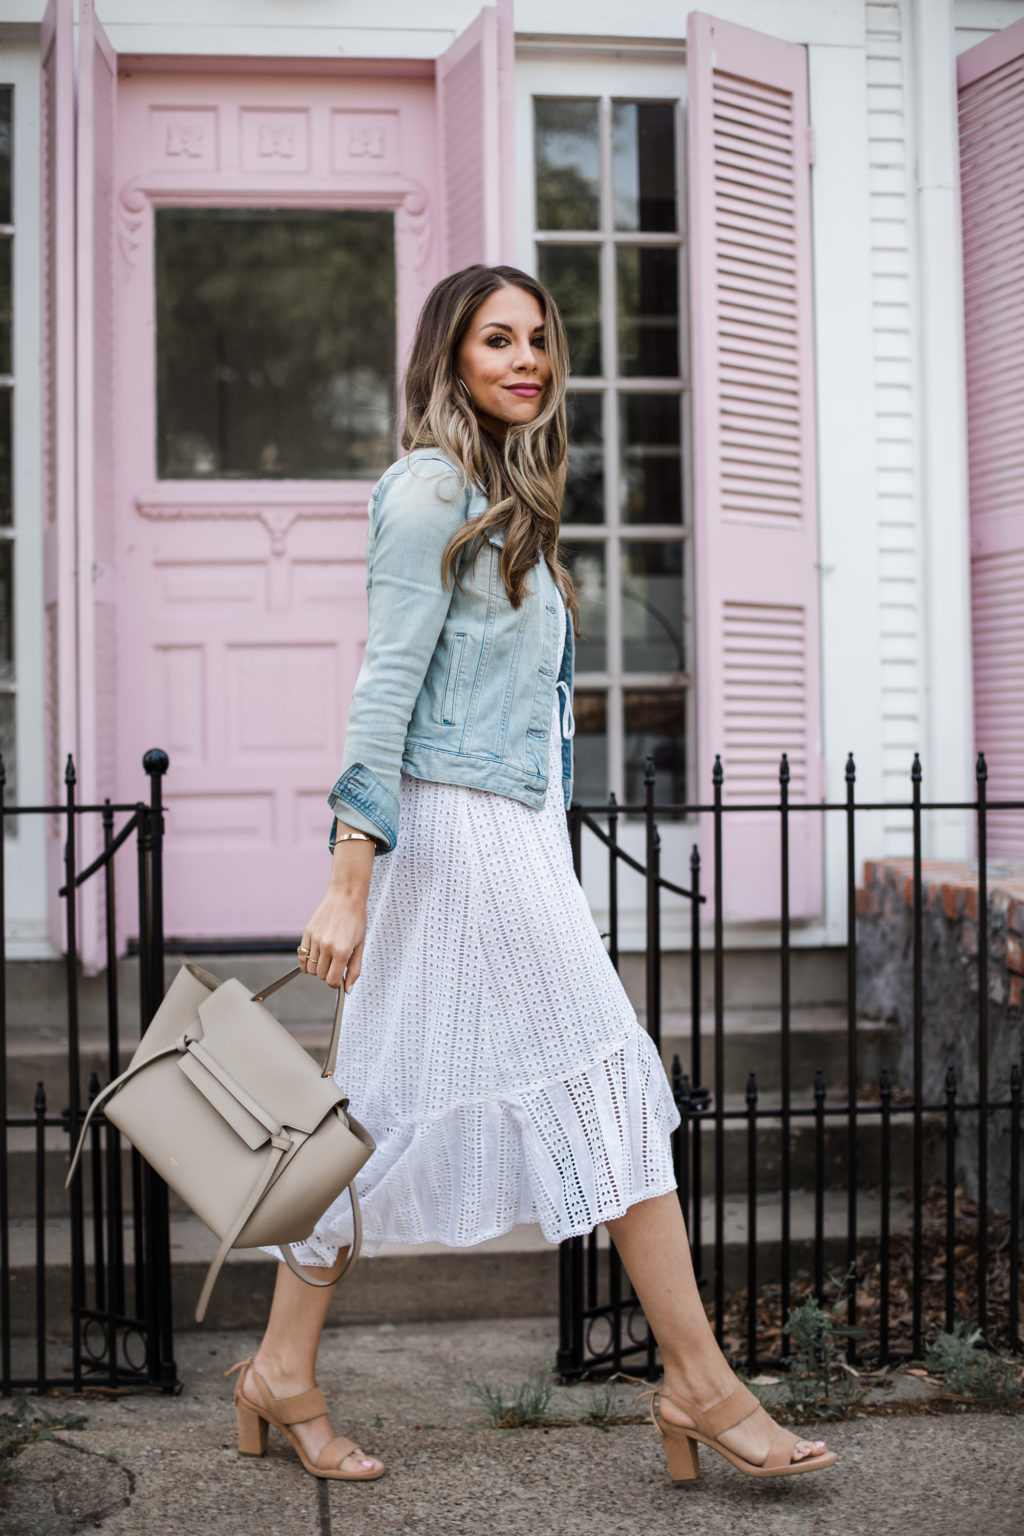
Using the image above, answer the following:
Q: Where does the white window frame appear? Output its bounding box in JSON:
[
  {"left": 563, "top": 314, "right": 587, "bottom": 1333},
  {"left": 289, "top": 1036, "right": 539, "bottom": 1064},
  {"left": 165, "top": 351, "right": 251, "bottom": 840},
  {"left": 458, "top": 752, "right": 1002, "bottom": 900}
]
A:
[
  {"left": 1, "top": 36, "right": 50, "bottom": 956},
  {"left": 516, "top": 49, "right": 695, "bottom": 949}
]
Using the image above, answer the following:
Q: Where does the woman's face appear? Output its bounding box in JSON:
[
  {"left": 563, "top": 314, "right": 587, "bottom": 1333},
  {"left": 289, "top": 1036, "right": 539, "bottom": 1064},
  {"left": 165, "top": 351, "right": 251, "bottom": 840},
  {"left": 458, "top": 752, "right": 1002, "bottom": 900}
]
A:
[{"left": 456, "top": 285, "right": 552, "bottom": 437}]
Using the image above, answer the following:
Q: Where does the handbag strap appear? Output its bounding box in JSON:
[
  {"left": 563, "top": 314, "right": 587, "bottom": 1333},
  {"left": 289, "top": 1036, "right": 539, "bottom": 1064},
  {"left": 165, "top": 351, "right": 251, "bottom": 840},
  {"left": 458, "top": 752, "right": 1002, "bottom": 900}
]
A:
[
  {"left": 65, "top": 1039, "right": 187, "bottom": 1189},
  {"left": 251, "top": 968, "right": 347, "bottom": 1079},
  {"left": 192, "top": 1131, "right": 363, "bottom": 1323}
]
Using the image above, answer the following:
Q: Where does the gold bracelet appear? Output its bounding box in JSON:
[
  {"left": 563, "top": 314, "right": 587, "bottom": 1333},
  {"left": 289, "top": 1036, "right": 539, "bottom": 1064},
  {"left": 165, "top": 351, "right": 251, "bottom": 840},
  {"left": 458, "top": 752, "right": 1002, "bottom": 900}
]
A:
[{"left": 334, "top": 831, "right": 376, "bottom": 848}]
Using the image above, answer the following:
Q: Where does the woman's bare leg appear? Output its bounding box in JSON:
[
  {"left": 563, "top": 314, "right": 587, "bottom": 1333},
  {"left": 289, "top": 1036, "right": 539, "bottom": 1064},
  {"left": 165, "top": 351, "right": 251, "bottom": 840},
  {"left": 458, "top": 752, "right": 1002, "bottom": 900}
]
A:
[
  {"left": 606, "top": 1193, "right": 826, "bottom": 1465},
  {"left": 240, "top": 1253, "right": 383, "bottom": 1475}
]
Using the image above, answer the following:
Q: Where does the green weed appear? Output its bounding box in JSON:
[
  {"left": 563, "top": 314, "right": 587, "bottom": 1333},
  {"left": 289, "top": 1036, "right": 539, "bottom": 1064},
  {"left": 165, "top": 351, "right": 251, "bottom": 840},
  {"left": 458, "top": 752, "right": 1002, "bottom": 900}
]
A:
[
  {"left": 781, "top": 1272, "right": 869, "bottom": 1418},
  {"left": 469, "top": 1365, "right": 555, "bottom": 1428},
  {"left": 924, "top": 1323, "right": 1024, "bottom": 1412}
]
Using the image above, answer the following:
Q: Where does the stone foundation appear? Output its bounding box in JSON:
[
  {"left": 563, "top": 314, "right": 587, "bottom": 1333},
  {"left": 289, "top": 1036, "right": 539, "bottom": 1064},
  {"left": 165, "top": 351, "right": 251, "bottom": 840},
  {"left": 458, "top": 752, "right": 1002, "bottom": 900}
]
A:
[{"left": 856, "top": 859, "right": 1024, "bottom": 1214}]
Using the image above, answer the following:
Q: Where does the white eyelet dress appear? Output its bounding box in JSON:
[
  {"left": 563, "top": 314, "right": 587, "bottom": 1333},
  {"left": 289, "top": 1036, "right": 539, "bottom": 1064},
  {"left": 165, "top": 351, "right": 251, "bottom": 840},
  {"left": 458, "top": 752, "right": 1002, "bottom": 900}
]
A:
[{"left": 279, "top": 594, "right": 681, "bottom": 1263}]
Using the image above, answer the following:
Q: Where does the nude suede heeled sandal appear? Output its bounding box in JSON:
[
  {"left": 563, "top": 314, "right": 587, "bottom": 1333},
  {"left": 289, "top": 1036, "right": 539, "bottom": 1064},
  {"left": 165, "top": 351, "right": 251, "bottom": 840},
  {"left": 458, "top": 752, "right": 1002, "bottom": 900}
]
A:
[
  {"left": 641, "top": 1382, "right": 837, "bottom": 1482},
  {"left": 227, "top": 1359, "right": 385, "bottom": 1481}
]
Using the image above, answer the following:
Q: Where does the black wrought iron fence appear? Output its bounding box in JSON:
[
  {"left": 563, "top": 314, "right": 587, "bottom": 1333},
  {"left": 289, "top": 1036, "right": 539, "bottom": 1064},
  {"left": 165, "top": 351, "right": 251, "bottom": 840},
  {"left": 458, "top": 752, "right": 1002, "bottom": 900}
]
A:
[
  {"left": 558, "top": 752, "right": 1024, "bottom": 1380},
  {"left": 0, "top": 749, "right": 176, "bottom": 1393}
]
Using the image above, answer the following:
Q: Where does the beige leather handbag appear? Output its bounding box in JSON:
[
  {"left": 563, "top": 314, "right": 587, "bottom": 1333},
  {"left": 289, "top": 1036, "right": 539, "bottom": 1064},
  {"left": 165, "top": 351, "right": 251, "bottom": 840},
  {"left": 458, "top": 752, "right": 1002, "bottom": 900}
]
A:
[{"left": 66, "top": 963, "right": 374, "bottom": 1322}]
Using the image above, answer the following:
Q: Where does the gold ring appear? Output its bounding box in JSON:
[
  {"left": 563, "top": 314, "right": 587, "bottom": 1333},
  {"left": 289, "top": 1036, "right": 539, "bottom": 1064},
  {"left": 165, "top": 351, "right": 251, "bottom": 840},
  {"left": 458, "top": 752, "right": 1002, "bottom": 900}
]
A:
[{"left": 297, "top": 946, "right": 310, "bottom": 957}]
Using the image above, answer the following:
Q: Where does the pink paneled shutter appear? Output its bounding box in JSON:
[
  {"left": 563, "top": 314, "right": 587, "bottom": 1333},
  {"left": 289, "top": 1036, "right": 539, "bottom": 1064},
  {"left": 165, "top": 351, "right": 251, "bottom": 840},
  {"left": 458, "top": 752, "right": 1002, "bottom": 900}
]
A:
[
  {"left": 687, "top": 11, "right": 823, "bottom": 921},
  {"left": 958, "top": 18, "right": 1024, "bottom": 858},
  {"left": 76, "top": 0, "right": 119, "bottom": 968},
  {"left": 40, "top": 0, "right": 76, "bottom": 947},
  {"left": 436, "top": 0, "right": 515, "bottom": 271}
]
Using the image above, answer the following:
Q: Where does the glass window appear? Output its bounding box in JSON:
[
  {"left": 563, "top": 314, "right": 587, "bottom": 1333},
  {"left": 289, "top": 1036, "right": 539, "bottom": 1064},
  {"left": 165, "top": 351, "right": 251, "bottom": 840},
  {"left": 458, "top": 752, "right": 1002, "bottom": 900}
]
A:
[
  {"left": 625, "top": 689, "right": 686, "bottom": 802},
  {"left": 0, "top": 88, "right": 10, "bottom": 226},
  {"left": 612, "top": 103, "right": 677, "bottom": 232},
  {"left": 155, "top": 208, "right": 396, "bottom": 480},
  {"left": 563, "top": 392, "right": 604, "bottom": 524},
  {"left": 535, "top": 94, "right": 688, "bottom": 803},
  {"left": 538, "top": 244, "right": 601, "bottom": 376},
  {"left": 534, "top": 99, "right": 600, "bottom": 231},
  {"left": 0, "top": 84, "right": 13, "bottom": 811},
  {"left": 573, "top": 689, "right": 608, "bottom": 805}
]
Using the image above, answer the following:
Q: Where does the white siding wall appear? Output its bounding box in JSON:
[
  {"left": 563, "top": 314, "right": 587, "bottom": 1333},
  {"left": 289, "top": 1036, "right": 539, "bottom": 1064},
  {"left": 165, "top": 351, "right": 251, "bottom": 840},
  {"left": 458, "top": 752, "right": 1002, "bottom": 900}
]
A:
[{"left": 865, "top": 1, "right": 922, "bottom": 850}]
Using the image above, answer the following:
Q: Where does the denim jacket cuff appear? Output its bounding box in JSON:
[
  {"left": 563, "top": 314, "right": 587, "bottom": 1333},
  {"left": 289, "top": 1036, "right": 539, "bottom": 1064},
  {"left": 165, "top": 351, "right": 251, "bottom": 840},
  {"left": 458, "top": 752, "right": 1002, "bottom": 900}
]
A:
[{"left": 327, "top": 763, "right": 400, "bottom": 854}]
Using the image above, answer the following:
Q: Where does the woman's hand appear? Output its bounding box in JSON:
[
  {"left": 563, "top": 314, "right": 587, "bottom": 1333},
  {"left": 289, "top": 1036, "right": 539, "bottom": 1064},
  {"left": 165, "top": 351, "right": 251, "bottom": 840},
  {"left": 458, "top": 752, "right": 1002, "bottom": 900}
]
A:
[{"left": 299, "top": 832, "right": 376, "bottom": 991}]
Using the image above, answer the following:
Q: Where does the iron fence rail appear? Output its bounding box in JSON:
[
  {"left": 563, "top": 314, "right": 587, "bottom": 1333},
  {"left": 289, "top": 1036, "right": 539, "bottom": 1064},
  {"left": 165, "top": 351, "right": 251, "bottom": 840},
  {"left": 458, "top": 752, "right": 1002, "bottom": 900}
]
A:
[
  {"left": 0, "top": 749, "right": 176, "bottom": 1394},
  {"left": 558, "top": 752, "right": 1024, "bottom": 1379}
]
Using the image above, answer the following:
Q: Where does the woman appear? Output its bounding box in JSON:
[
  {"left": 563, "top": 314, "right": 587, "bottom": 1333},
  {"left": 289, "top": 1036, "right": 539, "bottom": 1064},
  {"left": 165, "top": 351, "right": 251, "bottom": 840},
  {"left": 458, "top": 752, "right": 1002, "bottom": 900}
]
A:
[{"left": 229, "top": 266, "right": 836, "bottom": 1487}]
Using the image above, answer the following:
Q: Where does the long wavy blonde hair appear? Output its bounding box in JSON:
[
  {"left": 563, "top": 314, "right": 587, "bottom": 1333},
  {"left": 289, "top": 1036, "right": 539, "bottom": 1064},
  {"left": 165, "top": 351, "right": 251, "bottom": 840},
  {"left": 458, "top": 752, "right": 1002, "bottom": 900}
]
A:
[{"left": 402, "top": 264, "right": 578, "bottom": 629}]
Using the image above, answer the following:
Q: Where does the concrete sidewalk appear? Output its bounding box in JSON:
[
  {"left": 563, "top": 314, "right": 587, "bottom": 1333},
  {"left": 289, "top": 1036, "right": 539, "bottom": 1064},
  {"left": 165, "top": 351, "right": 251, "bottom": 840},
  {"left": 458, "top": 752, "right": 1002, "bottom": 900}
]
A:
[{"left": 2, "top": 1317, "right": 1022, "bottom": 1536}]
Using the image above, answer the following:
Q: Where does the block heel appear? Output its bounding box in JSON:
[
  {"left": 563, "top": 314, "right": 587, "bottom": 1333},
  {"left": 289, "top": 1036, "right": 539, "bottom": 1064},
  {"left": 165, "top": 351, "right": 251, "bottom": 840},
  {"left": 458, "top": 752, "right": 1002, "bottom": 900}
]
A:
[
  {"left": 236, "top": 1396, "right": 269, "bottom": 1456},
  {"left": 660, "top": 1420, "right": 701, "bottom": 1483}
]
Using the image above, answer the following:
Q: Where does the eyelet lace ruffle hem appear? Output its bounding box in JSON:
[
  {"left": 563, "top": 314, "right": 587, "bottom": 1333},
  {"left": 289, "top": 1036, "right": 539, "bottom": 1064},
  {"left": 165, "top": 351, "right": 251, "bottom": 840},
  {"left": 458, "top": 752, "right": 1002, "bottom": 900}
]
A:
[{"left": 269, "top": 605, "right": 680, "bottom": 1263}]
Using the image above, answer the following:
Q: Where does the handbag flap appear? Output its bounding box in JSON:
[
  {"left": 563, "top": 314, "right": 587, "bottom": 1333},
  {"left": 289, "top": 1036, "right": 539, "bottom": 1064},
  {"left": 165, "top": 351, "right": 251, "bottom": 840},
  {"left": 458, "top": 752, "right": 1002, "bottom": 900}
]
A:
[
  {"left": 195, "top": 979, "right": 344, "bottom": 1134},
  {"left": 178, "top": 1052, "right": 271, "bottom": 1151}
]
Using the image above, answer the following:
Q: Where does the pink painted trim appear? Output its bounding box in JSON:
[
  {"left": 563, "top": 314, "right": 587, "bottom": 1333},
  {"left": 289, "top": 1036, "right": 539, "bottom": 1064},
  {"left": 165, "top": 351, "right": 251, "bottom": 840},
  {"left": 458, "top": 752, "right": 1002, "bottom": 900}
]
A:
[
  {"left": 957, "top": 14, "right": 1024, "bottom": 88},
  {"left": 687, "top": 10, "right": 823, "bottom": 921},
  {"left": 437, "top": 3, "right": 514, "bottom": 270}
]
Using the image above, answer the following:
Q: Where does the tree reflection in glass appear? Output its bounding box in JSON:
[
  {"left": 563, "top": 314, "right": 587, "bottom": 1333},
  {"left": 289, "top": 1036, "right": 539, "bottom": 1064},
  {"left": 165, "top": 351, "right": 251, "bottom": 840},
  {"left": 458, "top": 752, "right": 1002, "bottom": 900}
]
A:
[
  {"left": 156, "top": 208, "right": 396, "bottom": 480},
  {"left": 560, "top": 542, "right": 607, "bottom": 673},
  {"left": 625, "top": 689, "right": 686, "bottom": 803},
  {"left": 538, "top": 244, "right": 601, "bottom": 376},
  {"left": 563, "top": 393, "right": 604, "bottom": 524},
  {"left": 621, "top": 542, "right": 685, "bottom": 673},
  {"left": 534, "top": 99, "right": 600, "bottom": 231}
]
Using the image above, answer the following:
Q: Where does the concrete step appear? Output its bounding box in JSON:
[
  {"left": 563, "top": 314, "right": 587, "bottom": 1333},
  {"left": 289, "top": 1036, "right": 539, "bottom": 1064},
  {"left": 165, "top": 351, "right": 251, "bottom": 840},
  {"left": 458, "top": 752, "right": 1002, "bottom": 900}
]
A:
[
  {"left": 653, "top": 1007, "right": 900, "bottom": 1098},
  {"left": 2, "top": 1005, "right": 898, "bottom": 1116},
  {"left": 0, "top": 1097, "right": 943, "bottom": 1220},
  {"left": 0, "top": 1189, "right": 914, "bottom": 1334}
]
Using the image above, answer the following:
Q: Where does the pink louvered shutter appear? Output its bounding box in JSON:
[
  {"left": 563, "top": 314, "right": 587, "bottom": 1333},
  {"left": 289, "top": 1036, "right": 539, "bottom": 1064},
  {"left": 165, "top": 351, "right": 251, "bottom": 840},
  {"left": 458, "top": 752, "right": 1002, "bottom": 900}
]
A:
[
  {"left": 436, "top": 1, "right": 515, "bottom": 270},
  {"left": 959, "top": 18, "right": 1024, "bottom": 857},
  {"left": 76, "top": 0, "right": 119, "bottom": 968},
  {"left": 687, "top": 11, "right": 823, "bottom": 921},
  {"left": 40, "top": 0, "right": 76, "bottom": 946}
]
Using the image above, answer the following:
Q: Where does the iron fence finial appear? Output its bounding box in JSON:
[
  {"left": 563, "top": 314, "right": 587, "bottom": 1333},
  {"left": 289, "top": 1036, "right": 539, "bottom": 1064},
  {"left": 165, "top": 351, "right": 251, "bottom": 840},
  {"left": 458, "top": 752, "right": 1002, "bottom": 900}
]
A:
[
  {"left": 143, "top": 748, "right": 170, "bottom": 777},
  {"left": 845, "top": 752, "right": 855, "bottom": 783},
  {"left": 976, "top": 752, "right": 988, "bottom": 782},
  {"left": 64, "top": 754, "right": 76, "bottom": 786}
]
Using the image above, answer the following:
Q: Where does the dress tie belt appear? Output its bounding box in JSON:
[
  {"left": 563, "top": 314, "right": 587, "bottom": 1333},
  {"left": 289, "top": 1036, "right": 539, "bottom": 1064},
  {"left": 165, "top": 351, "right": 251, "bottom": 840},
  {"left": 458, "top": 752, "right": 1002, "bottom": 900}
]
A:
[{"left": 556, "top": 680, "right": 575, "bottom": 741}]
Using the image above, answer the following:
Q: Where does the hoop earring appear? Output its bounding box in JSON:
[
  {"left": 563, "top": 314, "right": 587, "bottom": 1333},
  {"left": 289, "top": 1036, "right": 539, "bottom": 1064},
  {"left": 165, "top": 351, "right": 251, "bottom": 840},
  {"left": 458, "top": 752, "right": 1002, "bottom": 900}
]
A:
[{"left": 456, "top": 376, "right": 475, "bottom": 406}]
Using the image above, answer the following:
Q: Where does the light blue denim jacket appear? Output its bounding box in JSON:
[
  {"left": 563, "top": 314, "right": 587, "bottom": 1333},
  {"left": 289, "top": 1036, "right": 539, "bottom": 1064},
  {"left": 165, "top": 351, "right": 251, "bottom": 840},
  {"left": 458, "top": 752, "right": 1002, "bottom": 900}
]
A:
[{"left": 328, "top": 449, "right": 575, "bottom": 854}]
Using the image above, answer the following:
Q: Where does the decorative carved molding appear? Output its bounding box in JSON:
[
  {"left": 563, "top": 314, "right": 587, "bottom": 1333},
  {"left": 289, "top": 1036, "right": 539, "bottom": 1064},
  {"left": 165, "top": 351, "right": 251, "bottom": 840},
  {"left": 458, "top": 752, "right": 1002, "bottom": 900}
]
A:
[
  {"left": 117, "top": 182, "right": 148, "bottom": 273},
  {"left": 116, "top": 175, "right": 433, "bottom": 273},
  {"left": 134, "top": 497, "right": 367, "bottom": 557},
  {"left": 400, "top": 184, "right": 433, "bottom": 271}
]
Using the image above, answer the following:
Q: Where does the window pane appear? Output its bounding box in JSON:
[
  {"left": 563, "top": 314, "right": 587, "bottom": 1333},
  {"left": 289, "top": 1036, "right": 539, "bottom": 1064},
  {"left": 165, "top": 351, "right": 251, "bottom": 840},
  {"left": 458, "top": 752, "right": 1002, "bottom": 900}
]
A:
[
  {"left": 0, "top": 691, "right": 14, "bottom": 809},
  {"left": 0, "top": 89, "right": 10, "bottom": 226},
  {"left": 572, "top": 689, "right": 609, "bottom": 803},
  {"left": 625, "top": 689, "right": 686, "bottom": 802},
  {"left": 156, "top": 208, "right": 396, "bottom": 480},
  {"left": 538, "top": 244, "right": 601, "bottom": 376},
  {"left": 561, "top": 542, "right": 607, "bottom": 672},
  {"left": 563, "top": 392, "right": 604, "bottom": 524},
  {"left": 620, "top": 394, "right": 682, "bottom": 524},
  {"left": 621, "top": 541, "right": 684, "bottom": 672},
  {"left": 613, "top": 102, "right": 676, "bottom": 232},
  {"left": 0, "top": 389, "right": 10, "bottom": 526},
  {"left": 534, "top": 99, "right": 600, "bottom": 231},
  {"left": 0, "top": 237, "right": 10, "bottom": 376},
  {"left": 617, "top": 246, "right": 678, "bottom": 377},
  {"left": 0, "top": 539, "right": 12, "bottom": 683}
]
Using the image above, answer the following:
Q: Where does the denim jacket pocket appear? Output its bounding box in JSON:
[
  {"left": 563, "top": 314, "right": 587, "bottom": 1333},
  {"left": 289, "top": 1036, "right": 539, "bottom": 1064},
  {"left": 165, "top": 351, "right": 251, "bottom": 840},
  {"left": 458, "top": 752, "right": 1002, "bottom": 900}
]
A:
[{"left": 441, "top": 632, "right": 467, "bottom": 726}]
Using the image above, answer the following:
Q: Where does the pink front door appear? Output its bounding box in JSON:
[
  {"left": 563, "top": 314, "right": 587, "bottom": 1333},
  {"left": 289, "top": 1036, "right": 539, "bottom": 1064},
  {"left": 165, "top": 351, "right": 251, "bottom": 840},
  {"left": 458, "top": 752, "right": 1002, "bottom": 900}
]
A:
[{"left": 113, "top": 67, "right": 440, "bottom": 940}]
